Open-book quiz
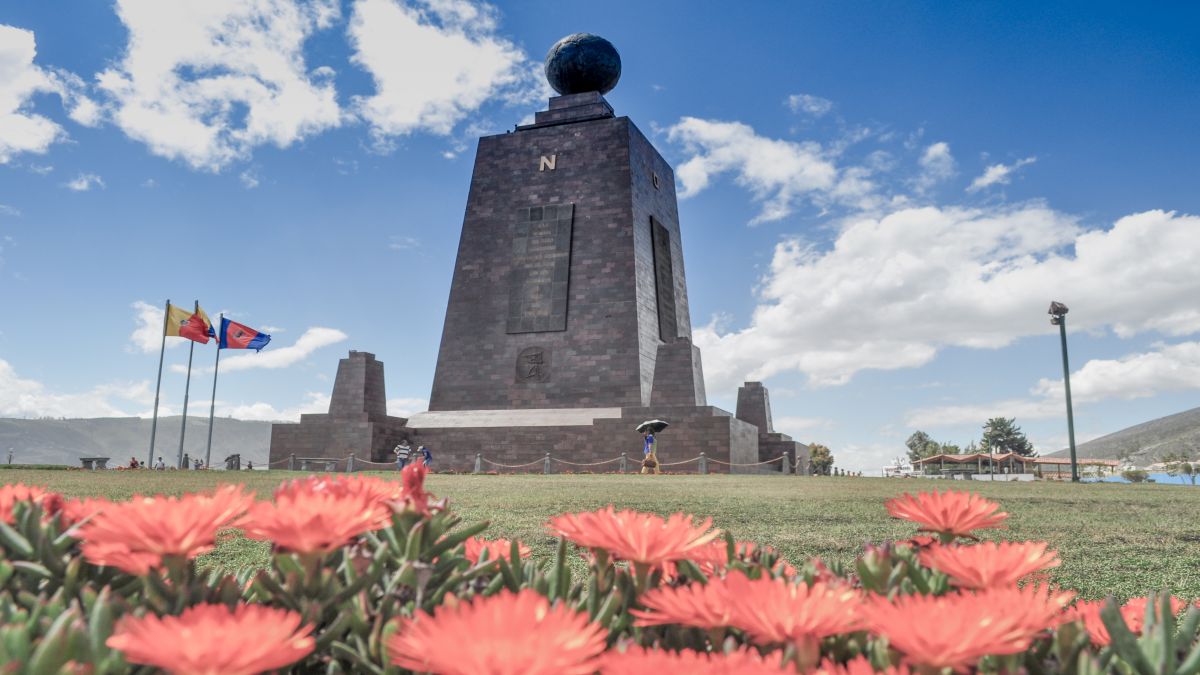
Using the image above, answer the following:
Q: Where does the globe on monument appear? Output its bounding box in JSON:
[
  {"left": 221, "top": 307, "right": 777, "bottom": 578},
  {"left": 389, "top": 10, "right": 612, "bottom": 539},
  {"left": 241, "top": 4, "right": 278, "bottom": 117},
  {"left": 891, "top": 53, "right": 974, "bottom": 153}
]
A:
[{"left": 544, "top": 33, "right": 621, "bottom": 96}]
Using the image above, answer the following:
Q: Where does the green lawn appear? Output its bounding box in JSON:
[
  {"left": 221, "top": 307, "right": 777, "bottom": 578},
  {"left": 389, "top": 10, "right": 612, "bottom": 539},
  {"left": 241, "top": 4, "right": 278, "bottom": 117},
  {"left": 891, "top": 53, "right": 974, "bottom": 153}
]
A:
[{"left": 6, "top": 470, "right": 1199, "bottom": 600}]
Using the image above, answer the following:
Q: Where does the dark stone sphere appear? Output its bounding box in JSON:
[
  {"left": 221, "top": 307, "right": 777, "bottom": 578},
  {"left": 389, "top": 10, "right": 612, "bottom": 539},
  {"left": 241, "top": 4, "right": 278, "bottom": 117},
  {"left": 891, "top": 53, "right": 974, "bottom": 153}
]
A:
[{"left": 544, "top": 33, "right": 621, "bottom": 95}]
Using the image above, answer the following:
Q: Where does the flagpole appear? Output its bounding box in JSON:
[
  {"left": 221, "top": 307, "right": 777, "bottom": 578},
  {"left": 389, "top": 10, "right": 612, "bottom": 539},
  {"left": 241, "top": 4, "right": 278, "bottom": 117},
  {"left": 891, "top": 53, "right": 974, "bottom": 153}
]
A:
[
  {"left": 176, "top": 300, "right": 198, "bottom": 469},
  {"left": 205, "top": 314, "right": 222, "bottom": 469},
  {"left": 147, "top": 299, "right": 169, "bottom": 468}
]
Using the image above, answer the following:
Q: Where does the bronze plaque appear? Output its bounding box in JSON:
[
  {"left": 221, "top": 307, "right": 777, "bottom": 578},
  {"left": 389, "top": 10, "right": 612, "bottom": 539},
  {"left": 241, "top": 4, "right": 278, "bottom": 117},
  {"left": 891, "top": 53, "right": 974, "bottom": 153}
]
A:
[
  {"left": 651, "top": 217, "right": 678, "bottom": 340},
  {"left": 507, "top": 204, "right": 573, "bottom": 333},
  {"left": 515, "top": 346, "right": 550, "bottom": 382}
]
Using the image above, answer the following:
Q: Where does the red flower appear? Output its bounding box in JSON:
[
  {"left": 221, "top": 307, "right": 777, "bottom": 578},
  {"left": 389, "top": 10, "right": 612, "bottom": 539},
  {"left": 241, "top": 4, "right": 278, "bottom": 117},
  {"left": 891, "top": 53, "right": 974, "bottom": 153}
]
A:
[
  {"left": 78, "top": 485, "right": 252, "bottom": 574},
  {"left": 547, "top": 506, "right": 720, "bottom": 566},
  {"left": 723, "top": 574, "right": 863, "bottom": 648},
  {"left": 885, "top": 491, "right": 1008, "bottom": 539},
  {"left": 463, "top": 536, "right": 532, "bottom": 566},
  {"left": 388, "top": 589, "right": 606, "bottom": 675},
  {"left": 107, "top": 603, "right": 313, "bottom": 675},
  {"left": 919, "top": 541, "right": 1060, "bottom": 589},
  {"left": 0, "top": 483, "right": 51, "bottom": 524},
  {"left": 242, "top": 475, "right": 393, "bottom": 553},
  {"left": 398, "top": 462, "right": 436, "bottom": 516},
  {"left": 867, "top": 585, "right": 1073, "bottom": 670},
  {"left": 599, "top": 646, "right": 792, "bottom": 674},
  {"left": 814, "top": 656, "right": 911, "bottom": 675},
  {"left": 1073, "top": 595, "right": 1190, "bottom": 646},
  {"left": 632, "top": 574, "right": 737, "bottom": 630},
  {"left": 58, "top": 497, "right": 111, "bottom": 528}
]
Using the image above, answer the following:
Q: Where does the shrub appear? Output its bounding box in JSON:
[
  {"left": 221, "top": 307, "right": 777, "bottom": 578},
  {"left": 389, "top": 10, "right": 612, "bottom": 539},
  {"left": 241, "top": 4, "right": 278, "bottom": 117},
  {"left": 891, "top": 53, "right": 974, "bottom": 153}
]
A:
[
  {"left": 1122, "top": 469, "right": 1150, "bottom": 483},
  {"left": 0, "top": 474, "right": 1198, "bottom": 672}
]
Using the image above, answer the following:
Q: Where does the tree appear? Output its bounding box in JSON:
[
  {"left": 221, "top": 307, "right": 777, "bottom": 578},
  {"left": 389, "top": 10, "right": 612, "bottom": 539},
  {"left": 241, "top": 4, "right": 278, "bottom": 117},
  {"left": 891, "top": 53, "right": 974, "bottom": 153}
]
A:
[
  {"left": 979, "top": 417, "right": 1035, "bottom": 457},
  {"left": 809, "top": 444, "right": 834, "bottom": 476},
  {"left": 1161, "top": 451, "right": 1198, "bottom": 486},
  {"left": 905, "top": 431, "right": 953, "bottom": 463}
]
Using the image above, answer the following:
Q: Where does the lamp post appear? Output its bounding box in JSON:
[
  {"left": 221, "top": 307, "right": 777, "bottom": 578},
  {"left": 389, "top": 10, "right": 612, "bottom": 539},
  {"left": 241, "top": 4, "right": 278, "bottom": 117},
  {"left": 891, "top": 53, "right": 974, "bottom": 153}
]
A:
[{"left": 1049, "top": 301, "right": 1079, "bottom": 482}]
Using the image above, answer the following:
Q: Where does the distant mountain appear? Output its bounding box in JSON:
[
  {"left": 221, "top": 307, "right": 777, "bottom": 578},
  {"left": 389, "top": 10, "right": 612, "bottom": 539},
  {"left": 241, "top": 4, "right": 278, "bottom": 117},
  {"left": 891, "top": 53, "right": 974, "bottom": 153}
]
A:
[
  {"left": 0, "top": 416, "right": 272, "bottom": 467},
  {"left": 1046, "top": 405, "right": 1200, "bottom": 464}
]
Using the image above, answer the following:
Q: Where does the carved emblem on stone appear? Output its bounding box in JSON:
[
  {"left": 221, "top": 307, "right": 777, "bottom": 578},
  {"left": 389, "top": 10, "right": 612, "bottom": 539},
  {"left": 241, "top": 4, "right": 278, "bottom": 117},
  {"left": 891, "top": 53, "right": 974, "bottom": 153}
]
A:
[
  {"left": 516, "top": 347, "right": 550, "bottom": 382},
  {"left": 539, "top": 154, "right": 557, "bottom": 171}
]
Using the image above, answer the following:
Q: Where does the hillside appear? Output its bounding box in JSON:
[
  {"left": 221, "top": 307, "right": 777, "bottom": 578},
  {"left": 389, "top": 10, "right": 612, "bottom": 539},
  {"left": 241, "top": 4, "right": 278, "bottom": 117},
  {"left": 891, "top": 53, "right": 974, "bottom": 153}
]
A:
[
  {"left": 1046, "top": 405, "right": 1200, "bottom": 464},
  {"left": 0, "top": 417, "right": 272, "bottom": 467}
]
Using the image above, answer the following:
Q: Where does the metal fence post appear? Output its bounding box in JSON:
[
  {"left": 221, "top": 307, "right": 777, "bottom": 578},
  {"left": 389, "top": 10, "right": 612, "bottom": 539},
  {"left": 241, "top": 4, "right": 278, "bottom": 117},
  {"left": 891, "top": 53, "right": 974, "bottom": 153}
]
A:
[
  {"left": 288, "top": 453, "right": 295, "bottom": 471},
  {"left": 347, "top": 455, "right": 356, "bottom": 472},
  {"left": 543, "top": 452, "right": 552, "bottom": 475},
  {"left": 474, "top": 453, "right": 482, "bottom": 474},
  {"left": 620, "top": 452, "right": 627, "bottom": 473},
  {"left": 699, "top": 452, "right": 708, "bottom": 475},
  {"left": 781, "top": 453, "right": 791, "bottom": 475}
]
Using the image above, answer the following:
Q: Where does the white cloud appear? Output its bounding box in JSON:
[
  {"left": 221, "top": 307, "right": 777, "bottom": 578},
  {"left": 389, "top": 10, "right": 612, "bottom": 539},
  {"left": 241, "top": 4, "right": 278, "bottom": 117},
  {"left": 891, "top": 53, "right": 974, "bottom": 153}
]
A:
[
  {"left": 128, "top": 300, "right": 184, "bottom": 354},
  {"left": 786, "top": 93, "right": 833, "bottom": 117},
  {"left": 0, "top": 359, "right": 152, "bottom": 418},
  {"left": 96, "top": 0, "right": 343, "bottom": 171},
  {"left": 1033, "top": 341, "right": 1200, "bottom": 404},
  {"left": 239, "top": 168, "right": 260, "bottom": 189},
  {"left": 0, "top": 24, "right": 94, "bottom": 163},
  {"left": 667, "top": 117, "right": 844, "bottom": 223},
  {"left": 219, "top": 326, "right": 347, "bottom": 372},
  {"left": 0, "top": 204, "right": 19, "bottom": 217},
  {"left": 64, "top": 172, "right": 104, "bottom": 191},
  {"left": 906, "top": 341, "right": 1200, "bottom": 429},
  {"left": 259, "top": 325, "right": 284, "bottom": 333},
  {"left": 389, "top": 235, "right": 420, "bottom": 250},
  {"left": 348, "top": 0, "right": 537, "bottom": 145},
  {"left": 696, "top": 208, "right": 1200, "bottom": 392},
  {"left": 387, "top": 396, "right": 427, "bottom": 416},
  {"left": 905, "top": 398, "right": 1060, "bottom": 429},
  {"left": 218, "top": 391, "right": 329, "bottom": 421},
  {"left": 967, "top": 156, "right": 1036, "bottom": 192},
  {"left": 915, "top": 141, "right": 955, "bottom": 192}
]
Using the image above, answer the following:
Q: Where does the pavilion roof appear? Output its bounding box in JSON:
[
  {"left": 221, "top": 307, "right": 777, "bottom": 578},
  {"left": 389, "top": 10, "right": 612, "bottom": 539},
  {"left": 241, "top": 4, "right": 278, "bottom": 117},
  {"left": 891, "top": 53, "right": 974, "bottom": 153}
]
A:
[{"left": 912, "top": 452, "right": 1119, "bottom": 467}]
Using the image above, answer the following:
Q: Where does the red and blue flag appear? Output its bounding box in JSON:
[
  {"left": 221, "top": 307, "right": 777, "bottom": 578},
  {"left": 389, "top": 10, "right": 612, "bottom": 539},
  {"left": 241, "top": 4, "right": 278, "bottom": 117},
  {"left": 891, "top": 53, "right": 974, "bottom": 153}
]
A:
[{"left": 219, "top": 318, "right": 271, "bottom": 351}]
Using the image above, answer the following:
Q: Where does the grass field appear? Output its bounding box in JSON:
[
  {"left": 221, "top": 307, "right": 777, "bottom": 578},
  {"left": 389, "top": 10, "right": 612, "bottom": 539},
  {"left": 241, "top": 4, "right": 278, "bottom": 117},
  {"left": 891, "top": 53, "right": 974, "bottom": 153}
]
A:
[{"left": 5, "top": 470, "right": 1199, "bottom": 601}]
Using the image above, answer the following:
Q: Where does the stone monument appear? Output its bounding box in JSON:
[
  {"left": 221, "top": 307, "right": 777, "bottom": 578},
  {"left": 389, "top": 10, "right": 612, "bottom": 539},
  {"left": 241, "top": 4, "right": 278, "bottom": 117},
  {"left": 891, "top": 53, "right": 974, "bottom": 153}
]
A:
[{"left": 269, "top": 34, "right": 809, "bottom": 474}]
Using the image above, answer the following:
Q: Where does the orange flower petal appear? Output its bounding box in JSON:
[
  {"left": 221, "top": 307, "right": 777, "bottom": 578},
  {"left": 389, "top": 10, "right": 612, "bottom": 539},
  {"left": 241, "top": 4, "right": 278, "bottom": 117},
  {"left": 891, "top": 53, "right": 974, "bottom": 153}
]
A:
[
  {"left": 107, "top": 603, "right": 313, "bottom": 675},
  {"left": 388, "top": 589, "right": 606, "bottom": 675},
  {"left": 78, "top": 485, "right": 252, "bottom": 574},
  {"left": 463, "top": 536, "right": 532, "bottom": 565},
  {"left": 547, "top": 506, "right": 720, "bottom": 566},
  {"left": 599, "top": 646, "right": 792, "bottom": 674},
  {"left": 920, "top": 541, "right": 1060, "bottom": 589},
  {"left": 242, "top": 475, "right": 394, "bottom": 553},
  {"left": 0, "top": 483, "right": 52, "bottom": 524},
  {"left": 885, "top": 490, "right": 1007, "bottom": 538},
  {"left": 868, "top": 585, "right": 1073, "bottom": 669}
]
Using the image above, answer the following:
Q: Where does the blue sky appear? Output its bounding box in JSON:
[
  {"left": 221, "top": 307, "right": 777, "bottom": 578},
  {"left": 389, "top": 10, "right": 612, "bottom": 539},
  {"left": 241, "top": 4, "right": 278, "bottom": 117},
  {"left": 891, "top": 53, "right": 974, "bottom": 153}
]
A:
[{"left": 2, "top": 1, "right": 1198, "bottom": 471}]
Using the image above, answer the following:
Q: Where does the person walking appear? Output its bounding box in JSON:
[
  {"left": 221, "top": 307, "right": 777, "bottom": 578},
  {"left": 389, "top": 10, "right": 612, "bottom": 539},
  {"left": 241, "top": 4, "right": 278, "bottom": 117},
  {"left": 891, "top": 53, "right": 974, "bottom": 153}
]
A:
[
  {"left": 394, "top": 440, "right": 412, "bottom": 471},
  {"left": 641, "top": 430, "right": 660, "bottom": 475},
  {"left": 419, "top": 445, "right": 433, "bottom": 468}
]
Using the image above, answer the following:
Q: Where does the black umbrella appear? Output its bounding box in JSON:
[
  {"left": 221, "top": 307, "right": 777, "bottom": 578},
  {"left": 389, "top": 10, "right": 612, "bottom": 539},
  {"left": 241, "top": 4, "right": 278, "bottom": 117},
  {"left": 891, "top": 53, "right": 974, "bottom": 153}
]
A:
[{"left": 636, "top": 419, "right": 669, "bottom": 433}]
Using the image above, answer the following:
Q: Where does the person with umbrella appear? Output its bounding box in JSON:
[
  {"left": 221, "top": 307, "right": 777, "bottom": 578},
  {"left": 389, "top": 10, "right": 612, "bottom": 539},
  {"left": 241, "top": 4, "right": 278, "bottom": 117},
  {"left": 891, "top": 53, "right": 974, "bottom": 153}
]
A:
[{"left": 637, "top": 420, "right": 668, "bottom": 474}]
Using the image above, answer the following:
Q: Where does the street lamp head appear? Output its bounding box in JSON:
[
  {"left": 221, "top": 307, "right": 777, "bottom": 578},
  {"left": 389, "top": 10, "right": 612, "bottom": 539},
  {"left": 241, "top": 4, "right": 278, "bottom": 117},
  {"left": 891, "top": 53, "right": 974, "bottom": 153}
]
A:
[{"left": 1048, "top": 301, "right": 1069, "bottom": 319}]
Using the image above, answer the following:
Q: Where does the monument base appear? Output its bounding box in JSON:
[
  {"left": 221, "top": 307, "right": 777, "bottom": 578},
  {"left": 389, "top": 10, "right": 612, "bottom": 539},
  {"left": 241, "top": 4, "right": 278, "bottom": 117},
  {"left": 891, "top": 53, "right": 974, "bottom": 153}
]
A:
[{"left": 401, "top": 405, "right": 760, "bottom": 474}]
